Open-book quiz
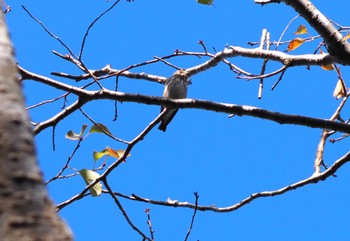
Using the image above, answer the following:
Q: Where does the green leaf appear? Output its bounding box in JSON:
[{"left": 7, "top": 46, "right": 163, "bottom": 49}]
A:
[
  {"left": 79, "top": 169, "right": 102, "bottom": 197},
  {"left": 93, "top": 150, "right": 107, "bottom": 161},
  {"left": 89, "top": 123, "right": 112, "bottom": 135},
  {"left": 197, "top": 0, "right": 213, "bottom": 5},
  {"left": 65, "top": 124, "right": 88, "bottom": 140}
]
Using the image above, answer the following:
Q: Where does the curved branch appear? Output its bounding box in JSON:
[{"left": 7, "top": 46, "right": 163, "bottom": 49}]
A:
[
  {"left": 186, "top": 46, "right": 337, "bottom": 77},
  {"left": 117, "top": 150, "right": 350, "bottom": 212}
]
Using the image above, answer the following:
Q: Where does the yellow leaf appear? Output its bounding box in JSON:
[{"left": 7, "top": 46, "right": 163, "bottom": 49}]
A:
[
  {"left": 286, "top": 38, "right": 305, "bottom": 52},
  {"left": 293, "top": 25, "right": 308, "bottom": 35},
  {"left": 105, "top": 147, "right": 131, "bottom": 160},
  {"left": 333, "top": 79, "right": 346, "bottom": 99}
]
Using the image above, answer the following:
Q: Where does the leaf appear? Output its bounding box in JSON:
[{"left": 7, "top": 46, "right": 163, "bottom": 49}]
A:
[
  {"left": 197, "top": 0, "right": 213, "bottom": 5},
  {"left": 286, "top": 38, "right": 305, "bottom": 52},
  {"left": 333, "top": 79, "right": 346, "bottom": 99},
  {"left": 89, "top": 123, "right": 112, "bottom": 135},
  {"left": 321, "top": 64, "right": 335, "bottom": 71},
  {"left": 79, "top": 169, "right": 102, "bottom": 197},
  {"left": 93, "top": 150, "right": 107, "bottom": 161},
  {"left": 65, "top": 124, "right": 88, "bottom": 140},
  {"left": 93, "top": 147, "right": 131, "bottom": 161},
  {"left": 105, "top": 147, "right": 131, "bottom": 160},
  {"left": 293, "top": 25, "right": 308, "bottom": 35}
]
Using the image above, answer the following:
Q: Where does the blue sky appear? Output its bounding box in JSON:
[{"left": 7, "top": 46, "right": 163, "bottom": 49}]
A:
[{"left": 5, "top": 0, "right": 350, "bottom": 240}]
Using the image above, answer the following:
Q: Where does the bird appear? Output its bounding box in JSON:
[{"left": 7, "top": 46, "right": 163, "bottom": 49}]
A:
[{"left": 158, "top": 69, "right": 189, "bottom": 132}]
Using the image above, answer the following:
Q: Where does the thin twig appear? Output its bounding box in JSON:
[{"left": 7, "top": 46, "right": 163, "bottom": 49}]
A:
[
  {"left": 46, "top": 136, "right": 84, "bottom": 184},
  {"left": 198, "top": 40, "right": 208, "bottom": 53},
  {"left": 22, "top": 6, "right": 105, "bottom": 89},
  {"left": 79, "top": 0, "right": 120, "bottom": 60},
  {"left": 79, "top": 108, "right": 128, "bottom": 144},
  {"left": 104, "top": 179, "right": 152, "bottom": 241},
  {"left": 237, "top": 65, "right": 287, "bottom": 80},
  {"left": 184, "top": 192, "right": 199, "bottom": 241},
  {"left": 271, "top": 68, "right": 287, "bottom": 90},
  {"left": 154, "top": 56, "right": 181, "bottom": 70},
  {"left": 113, "top": 75, "right": 119, "bottom": 121},
  {"left": 275, "top": 14, "right": 300, "bottom": 51},
  {"left": 313, "top": 91, "right": 350, "bottom": 174},
  {"left": 145, "top": 208, "right": 155, "bottom": 240},
  {"left": 22, "top": 5, "right": 77, "bottom": 58},
  {"left": 52, "top": 125, "right": 56, "bottom": 151},
  {"left": 26, "top": 93, "right": 67, "bottom": 110}
]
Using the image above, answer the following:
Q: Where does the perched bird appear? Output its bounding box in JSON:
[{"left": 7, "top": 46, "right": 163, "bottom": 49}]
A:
[{"left": 158, "top": 69, "right": 189, "bottom": 132}]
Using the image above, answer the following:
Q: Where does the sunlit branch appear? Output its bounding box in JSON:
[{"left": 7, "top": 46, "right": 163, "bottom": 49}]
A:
[
  {"left": 51, "top": 64, "right": 166, "bottom": 84},
  {"left": 256, "top": 0, "right": 350, "bottom": 63},
  {"left": 22, "top": 64, "right": 350, "bottom": 136},
  {"left": 186, "top": 46, "right": 337, "bottom": 77}
]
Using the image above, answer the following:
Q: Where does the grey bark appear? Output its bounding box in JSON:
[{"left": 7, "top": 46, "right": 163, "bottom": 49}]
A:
[{"left": 0, "top": 11, "right": 72, "bottom": 241}]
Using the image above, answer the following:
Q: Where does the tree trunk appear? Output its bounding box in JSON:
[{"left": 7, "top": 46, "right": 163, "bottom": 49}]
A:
[{"left": 0, "top": 11, "right": 72, "bottom": 241}]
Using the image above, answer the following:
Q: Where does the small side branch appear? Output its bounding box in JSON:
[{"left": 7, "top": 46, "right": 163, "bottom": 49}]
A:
[
  {"left": 184, "top": 192, "right": 199, "bottom": 241},
  {"left": 104, "top": 179, "right": 151, "bottom": 241},
  {"left": 145, "top": 208, "right": 155, "bottom": 241},
  {"left": 79, "top": 0, "right": 121, "bottom": 59}
]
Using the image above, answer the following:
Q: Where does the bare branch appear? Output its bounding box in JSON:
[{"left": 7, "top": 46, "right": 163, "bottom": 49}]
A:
[
  {"left": 79, "top": 0, "right": 121, "bottom": 60},
  {"left": 275, "top": 14, "right": 300, "bottom": 51},
  {"left": 122, "top": 150, "right": 350, "bottom": 213},
  {"left": 104, "top": 179, "right": 151, "bottom": 241},
  {"left": 186, "top": 46, "right": 337, "bottom": 77},
  {"left": 184, "top": 192, "right": 199, "bottom": 241},
  {"left": 21, "top": 64, "right": 350, "bottom": 135},
  {"left": 314, "top": 92, "right": 350, "bottom": 174},
  {"left": 51, "top": 64, "right": 166, "bottom": 84},
  {"left": 46, "top": 137, "right": 84, "bottom": 184},
  {"left": 22, "top": 5, "right": 77, "bottom": 58},
  {"left": 145, "top": 209, "right": 155, "bottom": 241}
]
